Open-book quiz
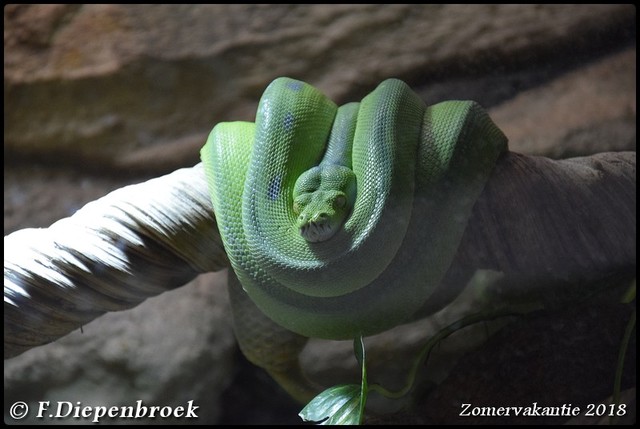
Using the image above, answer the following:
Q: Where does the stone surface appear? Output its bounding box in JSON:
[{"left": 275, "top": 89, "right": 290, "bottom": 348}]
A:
[
  {"left": 421, "top": 300, "right": 636, "bottom": 425},
  {"left": 491, "top": 48, "right": 636, "bottom": 158},
  {"left": 3, "top": 272, "right": 235, "bottom": 424},
  {"left": 4, "top": 4, "right": 635, "bottom": 173},
  {"left": 3, "top": 4, "right": 636, "bottom": 425}
]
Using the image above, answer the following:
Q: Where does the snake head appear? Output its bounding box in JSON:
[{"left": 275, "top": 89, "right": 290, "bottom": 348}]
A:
[{"left": 293, "top": 165, "right": 356, "bottom": 243}]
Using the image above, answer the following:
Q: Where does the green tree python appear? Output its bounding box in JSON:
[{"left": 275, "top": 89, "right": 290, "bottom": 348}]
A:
[{"left": 200, "top": 77, "right": 507, "bottom": 400}]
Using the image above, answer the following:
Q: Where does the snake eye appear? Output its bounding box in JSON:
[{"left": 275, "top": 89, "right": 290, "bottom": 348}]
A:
[
  {"left": 292, "top": 201, "right": 301, "bottom": 215},
  {"left": 334, "top": 194, "right": 346, "bottom": 209}
]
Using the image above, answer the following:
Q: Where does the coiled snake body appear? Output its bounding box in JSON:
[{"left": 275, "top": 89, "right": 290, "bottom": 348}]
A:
[{"left": 201, "top": 77, "right": 507, "bottom": 399}]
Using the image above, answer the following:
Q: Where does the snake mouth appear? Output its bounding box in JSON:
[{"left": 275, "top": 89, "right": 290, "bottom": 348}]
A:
[{"left": 300, "top": 220, "right": 335, "bottom": 243}]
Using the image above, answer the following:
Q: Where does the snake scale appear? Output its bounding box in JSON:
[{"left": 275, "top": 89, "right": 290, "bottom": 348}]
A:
[{"left": 201, "top": 77, "right": 507, "bottom": 400}]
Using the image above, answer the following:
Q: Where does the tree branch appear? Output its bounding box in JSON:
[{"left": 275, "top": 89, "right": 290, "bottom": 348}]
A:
[{"left": 4, "top": 152, "right": 635, "bottom": 359}]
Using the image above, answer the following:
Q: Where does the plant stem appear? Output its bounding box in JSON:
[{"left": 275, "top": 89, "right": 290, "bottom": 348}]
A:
[{"left": 369, "top": 309, "right": 520, "bottom": 399}]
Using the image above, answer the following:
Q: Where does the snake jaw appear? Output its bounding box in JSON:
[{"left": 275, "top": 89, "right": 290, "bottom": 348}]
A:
[{"left": 299, "top": 216, "right": 334, "bottom": 243}]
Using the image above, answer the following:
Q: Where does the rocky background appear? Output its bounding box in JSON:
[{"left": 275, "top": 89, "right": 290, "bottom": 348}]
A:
[{"left": 4, "top": 4, "right": 636, "bottom": 425}]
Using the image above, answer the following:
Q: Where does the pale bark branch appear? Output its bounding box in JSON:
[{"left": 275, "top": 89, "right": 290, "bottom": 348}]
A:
[{"left": 4, "top": 152, "right": 635, "bottom": 359}]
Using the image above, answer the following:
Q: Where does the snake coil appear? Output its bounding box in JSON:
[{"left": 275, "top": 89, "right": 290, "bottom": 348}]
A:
[{"left": 201, "top": 77, "right": 507, "bottom": 340}]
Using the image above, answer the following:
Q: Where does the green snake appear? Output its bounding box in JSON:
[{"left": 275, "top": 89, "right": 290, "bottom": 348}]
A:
[{"left": 201, "top": 77, "right": 507, "bottom": 399}]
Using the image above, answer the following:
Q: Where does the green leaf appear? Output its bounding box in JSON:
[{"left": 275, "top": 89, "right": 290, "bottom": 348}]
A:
[
  {"left": 299, "top": 384, "right": 362, "bottom": 425},
  {"left": 299, "top": 336, "right": 370, "bottom": 425}
]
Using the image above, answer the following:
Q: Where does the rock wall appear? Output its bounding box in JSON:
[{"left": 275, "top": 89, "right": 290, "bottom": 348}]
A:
[{"left": 5, "top": 4, "right": 635, "bottom": 174}]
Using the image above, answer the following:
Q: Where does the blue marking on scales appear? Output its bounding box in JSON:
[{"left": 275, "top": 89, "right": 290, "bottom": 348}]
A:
[
  {"left": 286, "top": 81, "right": 304, "bottom": 92},
  {"left": 283, "top": 112, "right": 295, "bottom": 132},
  {"left": 268, "top": 175, "right": 283, "bottom": 201}
]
